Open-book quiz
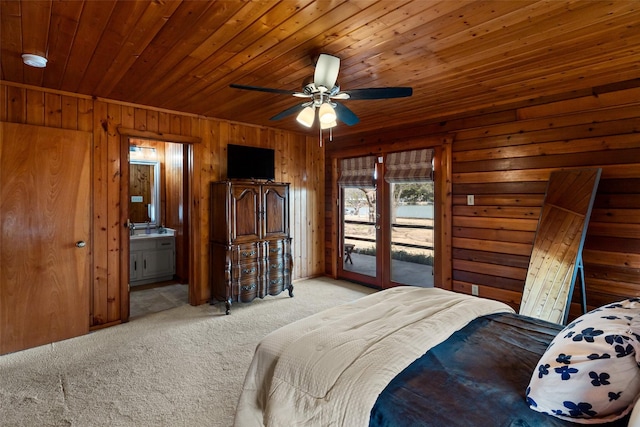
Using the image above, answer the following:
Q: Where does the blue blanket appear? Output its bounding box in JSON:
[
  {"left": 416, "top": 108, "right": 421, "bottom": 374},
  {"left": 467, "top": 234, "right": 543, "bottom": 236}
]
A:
[{"left": 369, "top": 313, "right": 630, "bottom": 427}]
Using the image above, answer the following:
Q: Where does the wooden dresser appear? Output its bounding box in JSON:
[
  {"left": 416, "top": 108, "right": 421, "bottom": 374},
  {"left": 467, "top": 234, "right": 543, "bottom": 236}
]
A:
[{"left": 209, "top": 181, "right": 293, "bottom": 314}]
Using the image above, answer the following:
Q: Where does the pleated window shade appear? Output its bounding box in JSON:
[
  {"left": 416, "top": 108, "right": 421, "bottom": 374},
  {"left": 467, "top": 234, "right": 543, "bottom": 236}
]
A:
[
  {"left": 384, "top": 149, "right": 434, "bottom": 183},
  {"left": 337, "top": 156, "right": 376, "bottom": 188}
]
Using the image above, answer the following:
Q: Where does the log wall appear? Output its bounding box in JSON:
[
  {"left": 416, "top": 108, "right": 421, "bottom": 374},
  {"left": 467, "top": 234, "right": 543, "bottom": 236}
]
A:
[
  {"left": 0, "top": 81, "right": 323, "bottom": 329},
  {"left": 327, "top": 85, "right": 640, "bottom": 316},
  {"left": 451, "top": 88, "right": 640, "bottom": 315}
]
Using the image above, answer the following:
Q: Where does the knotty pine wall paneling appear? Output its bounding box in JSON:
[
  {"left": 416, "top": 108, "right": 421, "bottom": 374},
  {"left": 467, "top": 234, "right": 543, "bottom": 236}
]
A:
[
  {"left": 305, "top": 134, "right": 325, "bottom": 276},
  {"left": 107, "top": 102, "right": 125, "bottom": 323},
  {"left": 1, "top": 82, "right": 325, "bottom": 337},
  {"left": 164, "top": 142, "right": 188, "bottom": 283},
  {"left": 92, "top": 100, "right": 110, "bottom": 326},
  {"left": 324, "top": 156, "right": 340, "bottom": 277}
]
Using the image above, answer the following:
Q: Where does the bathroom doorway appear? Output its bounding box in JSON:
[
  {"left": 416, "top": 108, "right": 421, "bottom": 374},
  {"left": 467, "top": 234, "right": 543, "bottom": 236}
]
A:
[{"left": 123, "top": 136, "right": 193, "bottom": 320}]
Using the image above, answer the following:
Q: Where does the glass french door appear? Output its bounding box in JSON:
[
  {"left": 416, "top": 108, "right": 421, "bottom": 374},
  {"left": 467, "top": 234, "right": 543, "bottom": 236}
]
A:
[
  {"left": 340, "top": 186, "right": 381, "bottom": 286},
  {"left": 338, "top": 149, "right": 435, "bottom": 289},
  {"left": 388, "top": 181, "right": 435, "bottom": 287}
]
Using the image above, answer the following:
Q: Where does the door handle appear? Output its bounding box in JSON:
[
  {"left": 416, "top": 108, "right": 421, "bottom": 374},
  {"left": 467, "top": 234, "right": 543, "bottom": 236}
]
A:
[{"left": 75, "top": 241, "right": 86, "bottom": 248}]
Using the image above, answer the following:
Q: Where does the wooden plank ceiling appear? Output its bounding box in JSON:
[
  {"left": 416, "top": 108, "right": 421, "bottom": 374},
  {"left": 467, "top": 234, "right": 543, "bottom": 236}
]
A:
[{"left": 2, "top": 0, "right": 640, "bottom": 137}]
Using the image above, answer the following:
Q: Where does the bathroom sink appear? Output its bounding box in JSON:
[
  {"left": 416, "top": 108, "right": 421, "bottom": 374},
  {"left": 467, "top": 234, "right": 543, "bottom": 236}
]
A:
[
  {"left": 131, "top": 233, "right": 161, "bottom": 239},
  {"left": 130, "top": 228, "right": 175, "bottom": 239}
]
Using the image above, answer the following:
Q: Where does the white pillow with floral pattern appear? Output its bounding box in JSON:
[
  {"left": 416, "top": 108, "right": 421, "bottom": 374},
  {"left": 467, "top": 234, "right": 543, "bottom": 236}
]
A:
[{"left": 526, "top": 298, "right": 640, "bottom": 423}]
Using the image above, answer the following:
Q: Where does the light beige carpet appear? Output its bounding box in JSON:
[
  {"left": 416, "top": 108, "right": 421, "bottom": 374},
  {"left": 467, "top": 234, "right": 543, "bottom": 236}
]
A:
[{"left": 0, "top": 277, "right": 374, "bottom": 427}]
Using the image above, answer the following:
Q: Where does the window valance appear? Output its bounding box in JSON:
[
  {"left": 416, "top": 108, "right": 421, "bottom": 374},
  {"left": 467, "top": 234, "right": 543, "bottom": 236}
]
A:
[
  {"left": 384, "top": 149, "right": 434, "bottom": 183},
  {"left": 338, "top": 155, "right": 376, "bottom": 188}
]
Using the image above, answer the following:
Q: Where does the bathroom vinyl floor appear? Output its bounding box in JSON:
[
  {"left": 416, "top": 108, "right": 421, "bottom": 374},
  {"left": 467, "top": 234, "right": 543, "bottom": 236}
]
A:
[{"left": 129, "top": 282, "right": 189, "bottom": 319}]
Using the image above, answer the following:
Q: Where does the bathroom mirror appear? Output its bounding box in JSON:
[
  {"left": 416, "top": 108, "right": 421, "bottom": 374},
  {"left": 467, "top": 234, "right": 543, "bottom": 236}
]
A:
[{"left": 129, "top": 160, "right": 160, "bottom": 227}]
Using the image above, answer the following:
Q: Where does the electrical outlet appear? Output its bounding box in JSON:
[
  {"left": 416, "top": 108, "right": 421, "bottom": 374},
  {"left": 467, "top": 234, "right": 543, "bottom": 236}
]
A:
[
  {"left": 471, "top": 284, "right": 479, "bottom": 296},
  {"left": 467, "top": 195, "right": 475, "bottom": 205}
]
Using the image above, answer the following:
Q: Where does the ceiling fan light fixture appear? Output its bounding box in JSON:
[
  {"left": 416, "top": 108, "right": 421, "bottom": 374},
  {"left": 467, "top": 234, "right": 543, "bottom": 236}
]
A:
[
  {"left": 296, "top": 106, "right": 315, "bottom": 127},
  {"left": 22, "top": 54, "right": 47, "bottom": 68},
  {"left": 318, "top": 103, "right": 336, "bottom": 124},
  {"left": 320, "top": 120, "right": 337, "bottom": 130}
]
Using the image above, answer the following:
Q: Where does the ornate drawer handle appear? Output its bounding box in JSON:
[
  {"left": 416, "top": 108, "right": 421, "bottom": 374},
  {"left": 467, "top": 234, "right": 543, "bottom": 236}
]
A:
[
  {"left": 270, "top": 278, "right": 283, "bottom": 285},
  {"left": 242, "top": 267, "right": 256, "bottom": 274},
  {"left": 242, "top": 251, "right": 256, "bottom": 257},
  {"left": 270, "top": 263, "right": 283, "bottom": 269},
  {"left": 269, "top": 247, "right": 281, "bottom": 253},
  {"left": 241, "top": 283, "right": 257, "bottom": 291}
]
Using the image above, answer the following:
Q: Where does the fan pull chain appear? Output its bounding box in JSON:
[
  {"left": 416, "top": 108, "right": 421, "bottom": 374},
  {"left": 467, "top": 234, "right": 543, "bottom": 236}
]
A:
[{"left": 317, "top": 123, "right": 334, "bottom": 147}]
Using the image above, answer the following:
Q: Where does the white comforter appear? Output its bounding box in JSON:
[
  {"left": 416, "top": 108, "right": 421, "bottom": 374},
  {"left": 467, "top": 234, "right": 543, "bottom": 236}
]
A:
[{"left": 234, "top": 286, "right": 514, "bottom": 427}]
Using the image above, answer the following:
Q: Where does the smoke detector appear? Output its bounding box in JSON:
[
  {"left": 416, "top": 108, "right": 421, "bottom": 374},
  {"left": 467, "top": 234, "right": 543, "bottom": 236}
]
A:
[{"left": 22, "top": 54, "right": 47, "bottom": 68}]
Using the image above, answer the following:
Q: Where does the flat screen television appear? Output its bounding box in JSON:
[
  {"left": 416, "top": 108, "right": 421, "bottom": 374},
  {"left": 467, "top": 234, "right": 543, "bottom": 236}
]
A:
[{"left": 226, "top": 144, "right": 275, "bottom": 181}]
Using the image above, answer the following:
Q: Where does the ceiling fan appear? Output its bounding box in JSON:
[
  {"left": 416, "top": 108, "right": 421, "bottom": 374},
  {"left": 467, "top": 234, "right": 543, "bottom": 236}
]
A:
[{"left": 230, "top": 54, "right": 413, "bottom": 130}]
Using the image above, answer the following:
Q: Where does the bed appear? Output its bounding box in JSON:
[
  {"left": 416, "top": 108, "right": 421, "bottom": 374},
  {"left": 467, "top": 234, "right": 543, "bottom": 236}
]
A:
[{"left": 234, "top": 286, "right": 639, "bottom": 426}]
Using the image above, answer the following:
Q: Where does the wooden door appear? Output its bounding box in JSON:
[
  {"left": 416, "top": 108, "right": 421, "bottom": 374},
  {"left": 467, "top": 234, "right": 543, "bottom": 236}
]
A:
[
  {"left": 262, "top": 184, "right": 289, "bottom": 239},
  {"left": 1, "top": 122, "right": 91, "bottom": 355}
]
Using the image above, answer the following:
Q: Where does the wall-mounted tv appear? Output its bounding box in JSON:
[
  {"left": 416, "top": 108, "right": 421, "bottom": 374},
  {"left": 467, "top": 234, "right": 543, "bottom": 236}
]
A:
[{"left": 226, "top": 144, "right": 275, "bottom": 181}]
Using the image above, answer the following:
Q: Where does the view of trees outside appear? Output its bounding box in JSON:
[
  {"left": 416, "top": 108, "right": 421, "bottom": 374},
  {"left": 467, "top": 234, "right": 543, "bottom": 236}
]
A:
[
  {"left": 343, "top": 187, "right": 377, "bottom": 278},
  {"left": 343, "top": 187, "right": 376, "bottom": 221},
  {"left": 390, "top": 182, "right": 434, "bottom": 264},
  {"left": 343, "top": 182, "right": 435, "bottom": 285}
]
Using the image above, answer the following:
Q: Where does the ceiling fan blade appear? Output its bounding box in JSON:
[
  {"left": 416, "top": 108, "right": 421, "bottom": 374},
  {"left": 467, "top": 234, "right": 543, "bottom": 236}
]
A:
[
  {"left": 270, "top": 103, "right": 307, "bottom": 121},
  {"left": 333, "top": 103, "right": 359, "bottom": 126},
  {"left": 339, "top": 87, "right": 413, "bottom": 100},
  {"left": 230, "top": 83, "right": 297, "bottom": 95},
  {"left": 314, "top": 54, "right": 340, "bottom": 91}
]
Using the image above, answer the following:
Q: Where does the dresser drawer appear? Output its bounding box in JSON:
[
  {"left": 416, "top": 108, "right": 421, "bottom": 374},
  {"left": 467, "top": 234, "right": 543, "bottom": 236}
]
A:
[
  {"left": 266, "top": 274, "right": 290, "bottom": 296},
  {"left": 232, "top": 261, "right": 259, "bottom": 282},
  {"left": 265, "top": 240, "right": 287, "bottom": 259},
  {"left": 232, "top": 243, "right": 260, "bottom": 263},
  {"left": 266, "top": 257, "right": 286, "bottom": 276},
  {"left": 237, "top": 276, "right": 259, "bottom": 302}
]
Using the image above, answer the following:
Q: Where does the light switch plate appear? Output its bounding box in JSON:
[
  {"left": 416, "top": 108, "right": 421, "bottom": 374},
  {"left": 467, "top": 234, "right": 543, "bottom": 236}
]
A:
[{"left": 467, "top": 195, "right": 475, "bottom": 205}]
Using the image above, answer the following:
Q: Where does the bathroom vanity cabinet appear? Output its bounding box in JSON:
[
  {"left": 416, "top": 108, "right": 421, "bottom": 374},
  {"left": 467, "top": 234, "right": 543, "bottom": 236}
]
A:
[
  {"left": 209, "top": 181, "right": 293, "bottom": 314},
  {"left": 130, "top": 235, "right": 176, "bottom": 286}
]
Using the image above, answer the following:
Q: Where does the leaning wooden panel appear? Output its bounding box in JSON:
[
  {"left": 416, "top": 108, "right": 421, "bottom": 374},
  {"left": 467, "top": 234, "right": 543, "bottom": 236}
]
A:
[{"left": 519, "top": 168, "right": 601, "bottom": 324}]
